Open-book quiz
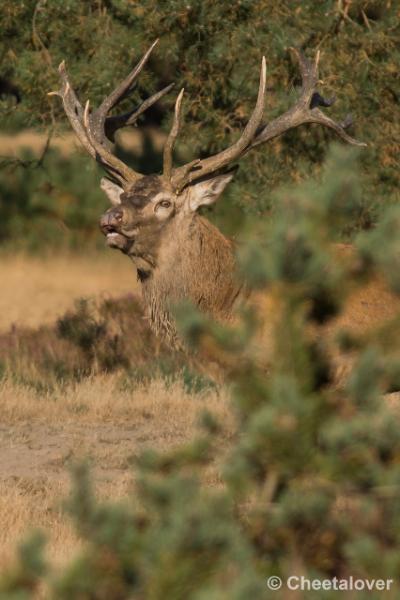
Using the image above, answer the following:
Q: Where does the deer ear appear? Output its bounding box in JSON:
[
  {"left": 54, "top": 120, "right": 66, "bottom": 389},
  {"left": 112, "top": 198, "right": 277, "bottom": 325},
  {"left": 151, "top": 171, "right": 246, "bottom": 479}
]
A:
[
  {"left": 100, "top": 177, "right": 123, "bottom": 206},
  {"left": 186, "top": 171, "right": 235, "bottom": 212}
]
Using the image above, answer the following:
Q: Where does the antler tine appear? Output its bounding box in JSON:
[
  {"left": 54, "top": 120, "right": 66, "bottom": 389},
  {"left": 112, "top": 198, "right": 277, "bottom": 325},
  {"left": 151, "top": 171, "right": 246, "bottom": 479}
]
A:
[
  {"left": 97, "top": 39, "right": 159, "bottom": 118},
  {"left": 104, "top": 82, "right": 175, "bottom": 142},
  {"left": 304, "top": 110, "right": 367, "bottom": 146},
  {"left": 48, "top": 61, "right": 96, "bottom": 159},
  {"left": 249, "top": 48, "right": 366, "bottom": 150},
  {"left": 83, "top": 100, "right": 140, "bottom": 184},
  {"left": 169, "top": 49, "right": 365, "bottom": 193},
  {"left": 49, "top": 59, "right": 143, "bottom": 185},
  {"left": 163, "top": 88, "right": 185, "bottom": 182},
  {"left": 90, "top": 40, "right": 160, "bottom": 146},
  {"left": 291, "top": 47, "right": 320, "bottom": 107},
  {"left": 49, "top": 41, "right": 174, "bottom": 188},
  {"left": 172, "top": 56, "right": 266, "bottom": 191}
]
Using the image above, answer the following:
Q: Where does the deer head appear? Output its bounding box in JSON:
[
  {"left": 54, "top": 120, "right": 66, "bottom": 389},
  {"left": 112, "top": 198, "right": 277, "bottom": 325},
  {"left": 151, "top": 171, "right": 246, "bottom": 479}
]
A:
[{"left": 50, "top": 41, "right": 365, "bottom": 280}]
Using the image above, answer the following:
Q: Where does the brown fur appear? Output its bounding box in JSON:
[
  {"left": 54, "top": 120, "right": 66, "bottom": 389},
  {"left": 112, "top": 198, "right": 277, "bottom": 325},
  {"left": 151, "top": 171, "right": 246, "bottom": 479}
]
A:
[
  {"left": 140, "top": 214, "right": 243, "bottom": 348},
  {"left": 140, "top": 225, "right": 400, "bottom": 385},
  {"left": 100, "top": 179, "right": 400, "bottom": 387},
  {"left": 123, "top": 176, "right": 163, "bottom": 208}
]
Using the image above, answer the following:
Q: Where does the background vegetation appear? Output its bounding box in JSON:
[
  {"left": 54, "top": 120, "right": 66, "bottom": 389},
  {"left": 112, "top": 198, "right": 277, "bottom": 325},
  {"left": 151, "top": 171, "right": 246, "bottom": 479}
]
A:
[
  {"left": 0, "top": 0, "right": 399, "bottom": 247},
  {"left": 0, "top": 1, "right": 400, "bottom": 598}
]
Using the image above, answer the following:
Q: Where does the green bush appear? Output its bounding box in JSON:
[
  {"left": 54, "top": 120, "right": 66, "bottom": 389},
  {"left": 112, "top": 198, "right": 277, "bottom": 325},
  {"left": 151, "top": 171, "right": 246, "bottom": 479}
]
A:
[
  {"left": 0, "top": 294, "right": 185, "bottom": 387},
  {"left": 0, "top": 0, "right": 399, "bottom": 248},
  {"left": 0, "top": 148, "right": 106, "bottom": 250},
  {"left": 2, "top": 147, "right": 400, "bottom": 599},
  {"left": 1, "top": 3, "right": 399, "bottom": 597}
]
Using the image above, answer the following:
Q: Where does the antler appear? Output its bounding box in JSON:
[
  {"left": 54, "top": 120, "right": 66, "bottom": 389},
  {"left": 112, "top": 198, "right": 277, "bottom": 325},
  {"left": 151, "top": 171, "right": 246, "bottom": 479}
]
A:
[
  {"left": 163, "top": 88, "right": 185, "bottom": 182},
  {"left": 50, "top": 44, "right": 366, "bottom": 193},
  {"left": 248, "top": 48, "right": 366, "bottom": 150},
  {"left": 170, "top": 56, "right": 267, "bottom": 191},
  {"left": 48, "top": 40, "right": 173, "bottom": 187},
  {"left": 170, "top": 49, "right": 366, "bottom": 192}
]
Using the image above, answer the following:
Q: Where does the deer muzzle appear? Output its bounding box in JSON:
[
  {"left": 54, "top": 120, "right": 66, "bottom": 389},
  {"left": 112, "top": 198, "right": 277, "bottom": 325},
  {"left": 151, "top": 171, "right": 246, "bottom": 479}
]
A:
[
  {"left": 100, "top": 207, "right": 123, "bottom": 231},
  {"left": 99, "top": 208, "right": 131, "bottom": 251}
]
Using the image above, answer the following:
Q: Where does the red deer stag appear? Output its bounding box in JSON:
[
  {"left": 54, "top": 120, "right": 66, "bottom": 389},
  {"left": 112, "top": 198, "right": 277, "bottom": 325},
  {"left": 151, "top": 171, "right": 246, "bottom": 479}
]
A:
[{"left": 49, "top": 41, "right": 400, "bottom": 379}]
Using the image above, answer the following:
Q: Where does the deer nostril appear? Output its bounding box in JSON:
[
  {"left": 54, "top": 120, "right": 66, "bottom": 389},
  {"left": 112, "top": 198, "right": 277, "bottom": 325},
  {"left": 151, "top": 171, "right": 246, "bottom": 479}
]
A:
[
  {"left": 110, "top": 208, "right": 123, "bottom": 224},
  {"left": 100, "top": 209, "right": 123, "bottom": 228}
]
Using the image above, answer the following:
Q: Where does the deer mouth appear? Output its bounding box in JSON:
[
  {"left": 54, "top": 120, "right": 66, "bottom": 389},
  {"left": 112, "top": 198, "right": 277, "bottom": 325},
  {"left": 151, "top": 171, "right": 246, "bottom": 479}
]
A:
[
  {"left": 106, "top": 231, "right": 126, "bottom": 247},
  {"left": 102, "top": 226, "right": 131, "bottom": 251}
]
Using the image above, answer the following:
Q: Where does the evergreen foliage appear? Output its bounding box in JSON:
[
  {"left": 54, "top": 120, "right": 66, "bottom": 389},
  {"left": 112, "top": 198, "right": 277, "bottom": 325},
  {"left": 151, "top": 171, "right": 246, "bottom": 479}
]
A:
[
  {"left": 0, "top": 0, "right": 399, "bottom": 244},
  {"left": 0, "top": 3, "right": 399, "bottom": 597},
  {"left": 0, "top": 148, "right": 105, "bottom": 249},
  {"left": 1, "top": 147, "right": 400, "bottom": 599}
]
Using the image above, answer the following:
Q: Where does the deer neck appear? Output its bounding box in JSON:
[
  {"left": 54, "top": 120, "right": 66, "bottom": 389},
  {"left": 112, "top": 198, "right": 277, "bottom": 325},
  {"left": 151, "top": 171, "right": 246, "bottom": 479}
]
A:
[{"left": 137, "top": 214, "right": 244, "bottom": 347}]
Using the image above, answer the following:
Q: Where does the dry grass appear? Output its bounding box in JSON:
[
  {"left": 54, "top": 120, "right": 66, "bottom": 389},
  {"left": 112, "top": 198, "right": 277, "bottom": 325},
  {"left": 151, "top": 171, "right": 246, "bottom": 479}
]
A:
[
  {"left": 0, "top": 479, "right": 80, "bottom": 571},
  {"left": 0, "top": 373, "right": 231, "bottom": 426},
  {"left": 0, "top": 251, "right": 139, "bottom": 330},
  {"left": 0, "top": 374, "right": 232, "bottom": 573},
  {"left": 0, "top": 252, "right": 234, "bottom": 580}
]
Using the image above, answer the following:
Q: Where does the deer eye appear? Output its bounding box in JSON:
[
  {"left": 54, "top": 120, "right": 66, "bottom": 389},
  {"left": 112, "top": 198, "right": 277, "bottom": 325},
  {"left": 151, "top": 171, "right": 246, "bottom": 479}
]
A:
[{"left": 155, "top": 199, "right": 172, "bottom": 211}]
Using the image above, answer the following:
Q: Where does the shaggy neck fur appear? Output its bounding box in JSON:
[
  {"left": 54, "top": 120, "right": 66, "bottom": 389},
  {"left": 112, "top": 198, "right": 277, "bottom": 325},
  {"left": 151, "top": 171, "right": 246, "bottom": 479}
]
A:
[{"left": 137, "top": 214, "right": 244, "bottom": 348}]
